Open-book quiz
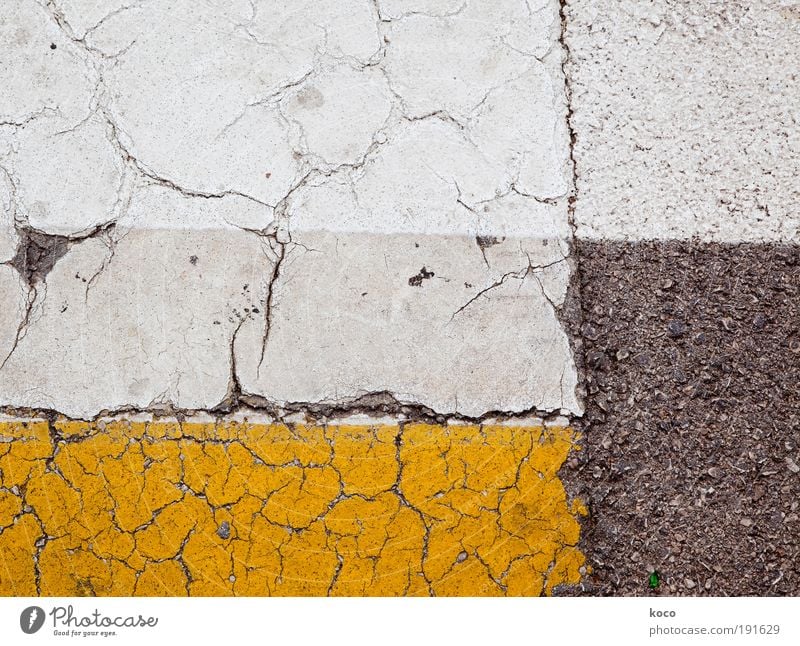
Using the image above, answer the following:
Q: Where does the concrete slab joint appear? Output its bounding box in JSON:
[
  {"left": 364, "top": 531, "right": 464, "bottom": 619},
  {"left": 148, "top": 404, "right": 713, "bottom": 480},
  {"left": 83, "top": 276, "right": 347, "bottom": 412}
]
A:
[{"left": 0, "top": 0, "right": 581, "bottom": 421}]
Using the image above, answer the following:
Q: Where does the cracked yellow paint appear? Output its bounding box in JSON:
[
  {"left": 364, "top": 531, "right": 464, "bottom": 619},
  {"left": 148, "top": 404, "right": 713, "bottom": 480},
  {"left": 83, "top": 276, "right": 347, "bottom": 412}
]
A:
[{"left": 0, "top": 419, "right": 586, "bottom": 596}]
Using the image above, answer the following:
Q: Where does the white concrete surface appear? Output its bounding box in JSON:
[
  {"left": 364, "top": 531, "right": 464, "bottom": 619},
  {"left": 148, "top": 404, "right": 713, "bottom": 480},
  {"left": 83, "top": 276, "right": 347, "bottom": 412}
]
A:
[
  {"left": 0, "top": 0, "right": 579, "bottom": 418},
  {"left": 0, "top": 184, "right": 274, "bottom": 417},
  {"left": 567, "top": 0, "right": 800, "bottom": 242}
]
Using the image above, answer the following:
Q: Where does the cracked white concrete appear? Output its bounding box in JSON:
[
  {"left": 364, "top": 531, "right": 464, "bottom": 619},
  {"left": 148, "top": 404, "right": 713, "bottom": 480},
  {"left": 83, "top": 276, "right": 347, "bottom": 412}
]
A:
[
  {"left": 566, "top": 0, "right": 800, "bottom": 242},
  {"left": 0, "top": 0, "right": 579, "bottom": 418}
]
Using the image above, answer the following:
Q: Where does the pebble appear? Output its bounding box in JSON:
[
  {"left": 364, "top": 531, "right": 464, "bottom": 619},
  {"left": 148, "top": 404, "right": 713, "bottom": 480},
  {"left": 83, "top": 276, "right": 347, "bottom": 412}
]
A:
[
  {"left": 786, "top": 457, "right": 800, "bottom": 474},
  {"left": 667, "top": 319, "right": 687, "bottom": 338},
  {"left": 685, "top": 578, "right": 696, "bottom": 589},
  {"left": 216, "top": 521, "right": 231, "bottom": 540},
  {"left": 740, "top": 518, "right": 753, "bottom": 528},
  {"left": 587, "top": 350, "right": 609, "bottom": 370}
]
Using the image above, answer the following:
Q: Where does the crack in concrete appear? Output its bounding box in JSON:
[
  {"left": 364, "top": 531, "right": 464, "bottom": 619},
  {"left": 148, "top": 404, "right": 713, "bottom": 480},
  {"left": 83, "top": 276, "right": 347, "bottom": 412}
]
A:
[
  {"left": 373, "top": 0, "right": 469, "bottom": 22},
  {"left": 102, "top": 111, "right": 272, "bottom": 209},
  {"left": 0, "top": 388, "right": 571, "bottom": 427},
  {"left": 41, "top": 0, "right": 133, "bottom": 61},
  {"left": 7, "top": 222, "right": 115, "bottom": 288},
  {"left": 0, "top": 107, "right": 61, "bottom": 129},
  {"left": 0, "top": 221, "right": 119, "bottom": 370},
  {"left": 449, "top": 257, "right": 567, "bottom": 322}
]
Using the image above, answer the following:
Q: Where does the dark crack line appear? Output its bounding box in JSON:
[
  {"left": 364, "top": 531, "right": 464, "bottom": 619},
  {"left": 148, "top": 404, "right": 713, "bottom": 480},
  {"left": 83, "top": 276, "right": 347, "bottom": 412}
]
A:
[
  {"left": 449, "top": 270, "right": 524, "bottom": 322},
  {"left": 448, "top": 256, "right": 566, "bottom": 323},
  {"left": 258, "top": 241, "right": 286, "bottom": 376},
  {"left": 0, "top": 388, "right": 572, "bottom": 427},
  {"left": 102, "top": 111, "right": 271, "bottom": 208},
  {"left": 214, "top": 314, "right": 249, "bottom": 413},
  {"left": 0, "top": 284, "right": 39, "bottom": 371}
]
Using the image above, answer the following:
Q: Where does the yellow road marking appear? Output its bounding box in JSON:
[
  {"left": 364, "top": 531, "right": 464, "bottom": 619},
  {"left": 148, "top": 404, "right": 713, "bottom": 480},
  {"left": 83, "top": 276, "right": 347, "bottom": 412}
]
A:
[{"left": 0, "top": 419, "right": 586, "bottom": 596}]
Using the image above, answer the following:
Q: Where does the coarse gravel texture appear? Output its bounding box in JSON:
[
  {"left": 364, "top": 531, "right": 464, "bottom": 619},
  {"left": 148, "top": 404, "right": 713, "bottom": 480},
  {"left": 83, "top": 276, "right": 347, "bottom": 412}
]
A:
[{"left": 567, "top": 240, "right": 800, "bottom": 596}]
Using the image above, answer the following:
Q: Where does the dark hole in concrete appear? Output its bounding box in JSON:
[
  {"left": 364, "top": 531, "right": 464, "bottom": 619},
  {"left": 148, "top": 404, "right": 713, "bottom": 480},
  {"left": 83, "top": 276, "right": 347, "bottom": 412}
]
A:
[
  {"left": 50, "top": 43, "right": 57, "bottom": 50},
  {"left": 408, "top": 266, "right": 434, "bottom": 287},
  {"left": 475, "top": 235, "right": 503, "bottom": 250},
  {"left": 9, "top": 228, "right": 71, "bottom": 287}
]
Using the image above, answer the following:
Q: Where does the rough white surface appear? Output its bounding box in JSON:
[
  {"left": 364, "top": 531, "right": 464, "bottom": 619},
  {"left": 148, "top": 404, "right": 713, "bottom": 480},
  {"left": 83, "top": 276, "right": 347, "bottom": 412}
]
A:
[
  {"left": 0, "top": 0, "right": 579, "bottom": 418},
  {"left": 567, "top": 0, "right": 800, "bottom": 242}
]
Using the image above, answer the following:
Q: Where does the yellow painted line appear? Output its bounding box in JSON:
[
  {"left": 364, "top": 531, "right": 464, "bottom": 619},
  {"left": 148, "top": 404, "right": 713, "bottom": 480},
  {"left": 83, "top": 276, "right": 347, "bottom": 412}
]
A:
[{"left": 0, "top": 419, "right": 587, "bottom": 596}]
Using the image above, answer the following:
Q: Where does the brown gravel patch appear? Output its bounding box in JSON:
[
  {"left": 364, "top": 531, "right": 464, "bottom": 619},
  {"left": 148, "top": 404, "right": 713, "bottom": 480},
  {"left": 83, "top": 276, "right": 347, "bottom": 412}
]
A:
[{"left": 568, "top": 241, "right": 800, "bottom": 596}]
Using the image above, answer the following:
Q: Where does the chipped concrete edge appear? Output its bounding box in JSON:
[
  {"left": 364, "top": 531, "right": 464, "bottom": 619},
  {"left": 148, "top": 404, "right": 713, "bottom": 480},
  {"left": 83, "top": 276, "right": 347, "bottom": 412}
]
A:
[{"left": 0, "top": 394, "right": 574, "bottom": 427}]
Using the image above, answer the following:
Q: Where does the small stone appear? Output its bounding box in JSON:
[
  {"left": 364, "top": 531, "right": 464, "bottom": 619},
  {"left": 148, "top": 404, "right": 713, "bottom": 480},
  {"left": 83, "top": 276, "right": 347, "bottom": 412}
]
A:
[
  {"left": 582, "top": 324, "right": 600, "bottom": 341},
  {"left": 707, "top": 467, "right": 721, "bottom": 479},
  {"left": 667, "top": 319, "right": 687, "bottom": 338},
  {"left": 684, "top": 578, "right": 696, "bottom": 589},
  {"left": 616, "top": 348, "right": 630, "bottom": 360},
  {"left": 216, "top": 521, "right": 231, "bottom": 539},
  {"left": 456, "top": 551, "right": 468, "bottom": 563},
  {"left": 587, "top": 349, "right": 608, "bottom": 370},
  {"left": 786, "top": 457, "right": 800, "bottom": 474},
  {"left": 740, "top": 518, "right": 753, "bottom": 528}
]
